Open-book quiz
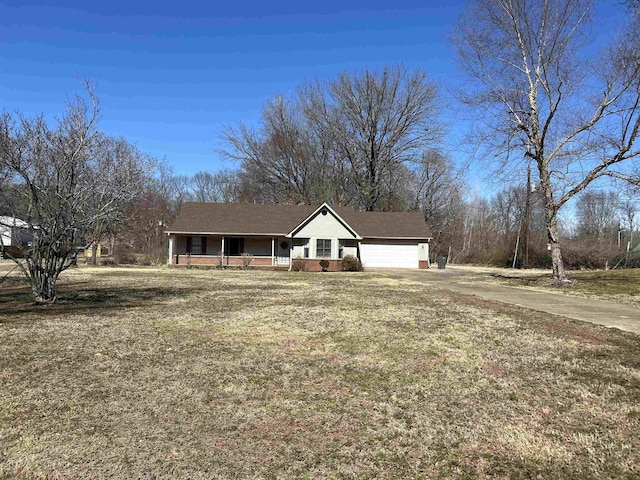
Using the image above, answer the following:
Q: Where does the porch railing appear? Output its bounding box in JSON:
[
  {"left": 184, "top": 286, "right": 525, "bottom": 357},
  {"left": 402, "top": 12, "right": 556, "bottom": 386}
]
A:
[{"left": 175, "top": 254, "right": 287, "bottom": 267}]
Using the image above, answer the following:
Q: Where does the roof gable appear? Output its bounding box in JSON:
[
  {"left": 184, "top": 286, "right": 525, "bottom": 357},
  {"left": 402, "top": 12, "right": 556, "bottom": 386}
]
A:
[{"left": 287, "top": 204, "right": 361, "bottom": 240}]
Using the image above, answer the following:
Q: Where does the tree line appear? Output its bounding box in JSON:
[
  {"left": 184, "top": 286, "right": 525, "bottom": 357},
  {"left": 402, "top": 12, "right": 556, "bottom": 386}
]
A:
[{"left": 117, "top": 161, "right": 640, "bottom": 272}]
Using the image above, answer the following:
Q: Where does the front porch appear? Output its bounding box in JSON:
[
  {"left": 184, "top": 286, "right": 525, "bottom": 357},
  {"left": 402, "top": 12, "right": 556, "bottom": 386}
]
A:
[{"left": 168, "top": 234, "right": 291, "bottom": 268}]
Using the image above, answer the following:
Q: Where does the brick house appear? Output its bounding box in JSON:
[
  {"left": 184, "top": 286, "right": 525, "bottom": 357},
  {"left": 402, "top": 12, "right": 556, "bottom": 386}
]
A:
[{"left": 166, "top": 202, "right": 431, "bottom": 270}]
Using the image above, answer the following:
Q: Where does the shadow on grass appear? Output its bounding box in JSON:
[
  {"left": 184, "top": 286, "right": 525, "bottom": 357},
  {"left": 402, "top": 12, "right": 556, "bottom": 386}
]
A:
[
  {"left": 0, "top": 281, "right": 194, "bottom": 319},
  {"left": 488, "top": 269, "right": 640, "bottom": 296},
  {"left": 486, "top": 272, "right": 552, "bottom": 285}
]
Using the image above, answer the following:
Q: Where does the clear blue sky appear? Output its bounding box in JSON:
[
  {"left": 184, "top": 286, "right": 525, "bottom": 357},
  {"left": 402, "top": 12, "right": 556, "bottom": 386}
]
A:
[{"left": 0, "top": 0, "right": 625, "bottom": 180}]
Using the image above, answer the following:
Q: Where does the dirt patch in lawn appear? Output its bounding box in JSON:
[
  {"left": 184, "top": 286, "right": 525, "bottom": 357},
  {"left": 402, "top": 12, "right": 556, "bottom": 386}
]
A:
[{"left": 0, "top": 267, "right": 638, "bottom": 479}]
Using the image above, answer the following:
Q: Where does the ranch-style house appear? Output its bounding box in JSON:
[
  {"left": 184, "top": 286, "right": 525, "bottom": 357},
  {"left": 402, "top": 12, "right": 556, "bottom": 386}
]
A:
[{"left": 166, "top": 202, "right": 432, "bottom": 271}]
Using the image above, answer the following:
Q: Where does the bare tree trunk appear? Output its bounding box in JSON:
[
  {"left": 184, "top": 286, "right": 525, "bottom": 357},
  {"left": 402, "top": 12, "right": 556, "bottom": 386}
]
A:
[
  {"left": 540, "top": 163, "right": 567, "bottom": 282},
  {"left": 90, "top": 241, "right": 98, "bottom": 266},
  {"left": 548, "top": 220, "right": 566, "bottom": 283},
  {"left": 29, "top": 265, "right": 58, "bottom": 304}
]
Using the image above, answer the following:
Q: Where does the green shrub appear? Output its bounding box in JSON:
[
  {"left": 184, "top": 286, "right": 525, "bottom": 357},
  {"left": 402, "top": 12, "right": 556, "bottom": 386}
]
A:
[
  {"left": 341, "top": 255, "right": 362, "bottom": 272},
  {"left": 319, "top": 259, "right": 330, "bottom": 272}
]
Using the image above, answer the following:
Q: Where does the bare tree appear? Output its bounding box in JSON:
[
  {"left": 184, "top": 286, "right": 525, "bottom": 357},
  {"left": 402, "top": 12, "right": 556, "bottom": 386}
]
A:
[
  {"left": 618, "top": 184, "right": 639, "bottom": 248},
  {"left": 411, "top": 150, "right": 462, "bottom": 224},
  {"left": 222, "top": 95, "right": 329, "bottom": 204},
  {"left": 150, "top": 162, "right": 194, "bottom": 214},
  {"left": 304, "top": 65, "right": 441, "bottom": 210},
  {"left": 453, "top": 0, "right": 640, "bottom": 282},
  {"left": 192, "top": 169, "right": 239, "bottom": 203},
  {"left": 222, "top": 65, "right": 442, "bottom": 210},
  {"left": 458, "top": 195, "right": 497, "bottom": 263},
  {"left": 0, "top": 83, "right": 152, "bottom": 303},
  {"left": 575, "top": 191, "right": 620, "bottom": 239},
  {"left": 408, "top": 150, "right": 466, "bottom": 255}
]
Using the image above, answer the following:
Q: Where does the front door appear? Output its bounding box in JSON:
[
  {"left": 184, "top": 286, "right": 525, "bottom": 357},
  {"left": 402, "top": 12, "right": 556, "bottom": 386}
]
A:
[
  {"left": 277, "top": 239, "right": 290, "bottom": 265},
  {"left": 224, "top": 237, "right": 244, "bottom": 256}
]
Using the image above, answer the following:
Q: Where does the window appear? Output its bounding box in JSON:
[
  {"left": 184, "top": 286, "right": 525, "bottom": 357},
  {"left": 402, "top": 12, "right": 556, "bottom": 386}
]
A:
[
  {"left": 316, "top": 239, "right": 331, "bottom": 258},
  {"left": 339, "top": 240, "right": 356, "bottom": 258},
  {"left": 191, "top": 236, "right": 202, "bottom": 255},
  {"left": 187, "top": 236, "right": 207, "bottom": 255}
]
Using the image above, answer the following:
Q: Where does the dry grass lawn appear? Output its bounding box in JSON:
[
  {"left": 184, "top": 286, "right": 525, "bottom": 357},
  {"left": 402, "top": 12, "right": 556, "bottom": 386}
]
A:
[
  {"left": 1, "top": 265, "right": 639, "bottom": 479},
  {"left": 478, "top": 267, "right": 640, "bottom": 305}
]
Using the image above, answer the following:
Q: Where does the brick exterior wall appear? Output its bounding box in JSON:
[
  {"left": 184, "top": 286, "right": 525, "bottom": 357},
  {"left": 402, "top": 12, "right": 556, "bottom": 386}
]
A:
[
  {"left": 291, "top": 259, "right": 344, "bottom": 272},
  {"left": 171, "top": 255, "right": 425, "bottom": 271}
]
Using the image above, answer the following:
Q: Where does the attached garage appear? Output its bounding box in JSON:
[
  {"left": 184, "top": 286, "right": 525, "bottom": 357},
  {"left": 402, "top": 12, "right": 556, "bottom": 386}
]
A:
[{"left": 359, "top": 240, "right": 419, "bottom": 269}]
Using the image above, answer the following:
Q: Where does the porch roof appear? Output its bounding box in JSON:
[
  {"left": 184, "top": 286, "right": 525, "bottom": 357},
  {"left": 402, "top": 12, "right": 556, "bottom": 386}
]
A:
[{"left": 166, "top": 203, "right": 317, "bottom": 236}]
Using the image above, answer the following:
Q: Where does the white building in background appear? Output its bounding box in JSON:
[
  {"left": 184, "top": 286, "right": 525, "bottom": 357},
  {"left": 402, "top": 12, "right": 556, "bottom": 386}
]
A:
[{"left": 0, "top": 216, "right": 33, "bottom": 247}]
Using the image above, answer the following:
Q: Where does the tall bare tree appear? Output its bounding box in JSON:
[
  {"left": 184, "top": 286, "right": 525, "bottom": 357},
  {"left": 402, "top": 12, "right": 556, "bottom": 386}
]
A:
[
  {"left": 575, "top": 191, "right": 621, "bottom": 239},
  {"left": 453, "top": 0, "right": 640, "bottom": 281},
  {"left": 0, "top": 83, "right": 152, "bottom": 302},
  {"left": 410, "top": 150, "right": 462, "bottom": 224},
  {"left": 222, "top": 66, "right": 442, "bottom": 210},
  {"left": 304, "top": 65, "right": 441, "bottom": 210},
  {"left": 192, "top": 169, "right": 239, "bottom": 203},
  {"left": 222, "top": 95, "right": 329, "bottom": 204},
  {"left": 408, "top": 150, "right": 466, "bottom": 254}
]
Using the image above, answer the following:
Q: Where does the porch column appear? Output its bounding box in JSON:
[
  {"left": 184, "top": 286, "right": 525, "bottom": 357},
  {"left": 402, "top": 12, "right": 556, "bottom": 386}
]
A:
[
  {"left": 221, "top": 237, "right": 225, "bottom": 256},
  {"left": 168, "top": 235, "right": 174, "bottom": 265},
  {"left": 271, "top": 237, "right": 275, "bottom": 266}
]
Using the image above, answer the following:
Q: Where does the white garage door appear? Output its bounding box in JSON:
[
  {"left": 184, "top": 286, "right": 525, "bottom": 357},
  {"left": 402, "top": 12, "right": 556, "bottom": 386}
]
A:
[{"left": 359, "top": 242, "right": 418, "bottom": 269}]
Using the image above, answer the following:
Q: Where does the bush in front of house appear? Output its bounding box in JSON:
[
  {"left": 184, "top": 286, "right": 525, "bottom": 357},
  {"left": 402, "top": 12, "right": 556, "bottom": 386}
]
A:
[
  {"left": 241, "top": 252, "right": 253, "bottom": 269},
  {"left": 341, "top": 255, "right": 362, "bottom": 272},
  {"left": 319, "top": 259, "right": 329, "bottom": 272},
  {"left": 291, "top": 258, "right": 307, "bottom": 272}
]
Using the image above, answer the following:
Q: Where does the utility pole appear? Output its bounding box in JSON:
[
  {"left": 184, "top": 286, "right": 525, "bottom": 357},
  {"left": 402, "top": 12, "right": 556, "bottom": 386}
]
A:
[
  {"left": 512, "top": 223, "right": 521, "bottom": 269},
  {"left": 523, "top": 164, "right": 531, "bottom": 268}
]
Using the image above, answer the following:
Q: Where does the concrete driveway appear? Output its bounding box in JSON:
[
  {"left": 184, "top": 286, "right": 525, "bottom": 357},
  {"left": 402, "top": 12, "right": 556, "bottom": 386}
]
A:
[{"left": 373, "top": 266, "right": 640, "bottom": 335}]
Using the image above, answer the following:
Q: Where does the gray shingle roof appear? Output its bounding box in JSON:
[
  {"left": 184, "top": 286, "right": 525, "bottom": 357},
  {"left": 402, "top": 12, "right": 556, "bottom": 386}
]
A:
[{"left": 167, "top": 203, "right": 431, "bottom": 239}]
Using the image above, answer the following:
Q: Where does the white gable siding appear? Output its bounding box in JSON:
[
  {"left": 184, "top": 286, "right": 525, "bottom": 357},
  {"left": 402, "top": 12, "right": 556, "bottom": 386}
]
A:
[
  {"left": 292, "top": 211, "right": 356, "bottom": 239},
  {"left": 0, "top": 225, "right": 10, "bottom": 247}
]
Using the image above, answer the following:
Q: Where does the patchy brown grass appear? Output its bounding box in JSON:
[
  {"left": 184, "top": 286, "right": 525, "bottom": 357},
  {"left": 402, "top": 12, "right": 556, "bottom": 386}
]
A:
[
  {"left": 486, "top": 268, "right": 640, "bottom": 305},
  {"left": 0, "top": 266, "right": 638, "bottom": 479}
]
